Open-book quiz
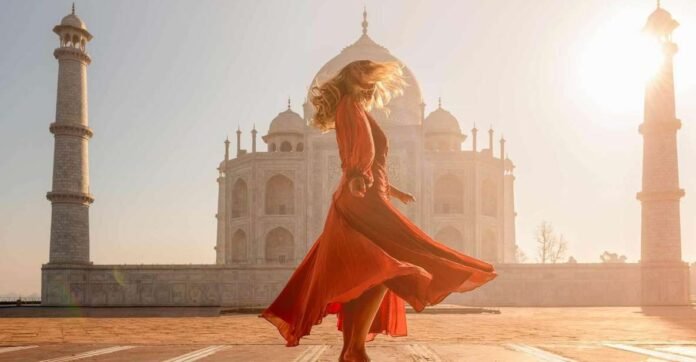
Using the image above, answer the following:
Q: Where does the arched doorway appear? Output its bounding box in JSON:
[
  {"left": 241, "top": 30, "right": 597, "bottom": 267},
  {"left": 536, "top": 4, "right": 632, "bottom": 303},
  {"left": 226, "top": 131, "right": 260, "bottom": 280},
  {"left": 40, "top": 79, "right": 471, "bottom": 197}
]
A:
[
  {"left": 265, "top": 227, "right": 294, "bottom": 263},
  {"left": 434, "top": 174, "right": 463, "bottom": 214},
  {"left": 265, "top": 175, "right": 294, "bottom": 214}
]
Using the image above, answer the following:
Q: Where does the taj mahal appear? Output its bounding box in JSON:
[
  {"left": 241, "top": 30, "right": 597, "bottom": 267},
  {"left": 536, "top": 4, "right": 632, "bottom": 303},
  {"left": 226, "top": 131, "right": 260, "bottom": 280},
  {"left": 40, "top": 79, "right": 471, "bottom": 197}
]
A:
[
  {"left": 214, "top": 10, "right": 517, "bottom": 269},
  {"left": 41, "top": 5, "right": 690, "bottom": 308}
]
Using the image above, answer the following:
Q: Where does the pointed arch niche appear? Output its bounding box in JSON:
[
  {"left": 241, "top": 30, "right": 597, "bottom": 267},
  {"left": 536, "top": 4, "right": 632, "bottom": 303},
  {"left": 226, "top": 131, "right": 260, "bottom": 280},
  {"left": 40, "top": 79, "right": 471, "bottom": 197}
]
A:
[
  {"left": 226, "top": 229, "right": 247, "bottom": 263},
  {"left": 231, "top": 178, "right": 248, "bottom": 218},
  {"left": 265, "top": 227, "right": 294, "bottom": 263},
  {"left": 265, "top": 174, "right": 294, "bottom": 215},
  {"left": 434, "top": 174, "right": 463, "bottom": 214}
]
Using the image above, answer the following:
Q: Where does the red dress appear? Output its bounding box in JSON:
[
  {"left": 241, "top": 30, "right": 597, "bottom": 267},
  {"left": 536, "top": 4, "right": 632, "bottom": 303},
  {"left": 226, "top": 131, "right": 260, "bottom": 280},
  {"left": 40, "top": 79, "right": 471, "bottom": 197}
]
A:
[{"left": 261, "top": 96, "right": 497, "bottom": 346}]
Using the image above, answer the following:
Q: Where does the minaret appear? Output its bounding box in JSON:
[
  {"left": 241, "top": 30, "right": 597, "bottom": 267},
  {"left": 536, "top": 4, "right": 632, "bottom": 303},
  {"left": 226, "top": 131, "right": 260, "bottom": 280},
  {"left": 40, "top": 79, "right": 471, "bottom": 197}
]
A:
[
  {"left": 499, "top": 136, "right": 506, "bottom": 165},
  {"left": 216, "top": 139, "right": 228, "bottom": 264},
  {"left": 362, "top": 6, "right": 369, "bottom": 36},
  {"left": 503, "top": 155, "right": 517, "bottom": 263},
  {"left": 46, "top": 5, "right": 94, "bottom": 264},
  {"left": 236, "top": 125, "right": 242, "bottom": 157},
  {"left": 251, "top": 124, "right": 258, "bottom": 153},
  {"left": 471, "top": 123, "right": 479, "bottom": 258},
  {"left": 499, "top": 136, "right": 506, "bottom": 262},
  {"left": 638, "top": 2, "right": 689, "bottom": 305}
]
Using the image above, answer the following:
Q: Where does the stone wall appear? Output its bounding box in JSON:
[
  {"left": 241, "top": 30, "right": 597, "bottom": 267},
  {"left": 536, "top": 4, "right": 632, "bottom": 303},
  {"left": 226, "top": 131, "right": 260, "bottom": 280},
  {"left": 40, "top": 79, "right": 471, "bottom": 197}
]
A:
[
  {"left": 41, "top": 264, "right": 294, "bottom": 307},
  {"left": 446, "top": 263, "right": 643, "bottom": 306},
  {"left": 43, "top": 262, "right": 672, "bottom": 307}
]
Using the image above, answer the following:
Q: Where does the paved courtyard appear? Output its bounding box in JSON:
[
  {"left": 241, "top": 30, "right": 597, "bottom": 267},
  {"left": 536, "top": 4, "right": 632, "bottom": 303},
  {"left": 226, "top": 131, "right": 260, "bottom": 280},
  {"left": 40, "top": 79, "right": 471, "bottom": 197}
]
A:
[{"left": 1, "top": 306, "right": 695, "bottom": 361}]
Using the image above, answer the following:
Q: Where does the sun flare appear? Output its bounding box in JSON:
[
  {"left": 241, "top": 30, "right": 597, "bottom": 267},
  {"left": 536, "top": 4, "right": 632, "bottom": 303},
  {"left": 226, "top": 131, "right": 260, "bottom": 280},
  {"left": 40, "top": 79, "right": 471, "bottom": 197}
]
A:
[{"left": 577, "top": 10, "right": 664, "bottom": 114}]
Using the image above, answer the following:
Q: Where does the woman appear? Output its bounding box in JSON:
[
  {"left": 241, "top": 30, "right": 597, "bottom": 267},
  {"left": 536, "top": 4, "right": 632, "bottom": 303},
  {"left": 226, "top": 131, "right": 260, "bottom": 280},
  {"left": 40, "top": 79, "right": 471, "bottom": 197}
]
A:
[{"left": 261, "top": 60, "right": 497, "bottom": 361}]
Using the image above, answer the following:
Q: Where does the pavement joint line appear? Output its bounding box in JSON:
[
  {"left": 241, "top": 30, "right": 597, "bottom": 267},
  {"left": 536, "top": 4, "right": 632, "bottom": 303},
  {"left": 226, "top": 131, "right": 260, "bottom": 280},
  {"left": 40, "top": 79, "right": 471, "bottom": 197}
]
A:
[
  {"left": 656, "top": 346, "right": 696, "bottom": 358},
  {"left": 604, "top": 343, "right": 696, "bottom": 362},
  {"left": 406, "top": 344, "right": 442, "bottom": 362},
  {"left": 162, "top": 345, "right": 231, "bottom": 362},
  {"left": 504, "top": 343, "right": 575, "bottom": 362},
  {"left": 293, "top": 344, "right": 328, "bottom": 362},
  {"left": 415, "top": 343, "right": 443, "bottom": 362},
  {"left": 39, "top": 346, "right": 136, "bottom": 362},
  {"left": 0, "top": 345, "right": 38, "bottom": 354},
  {"left": 313, "top": 345, "right": 329, "bottom": 361},
  {"left": 405, "top": 345, "right": 420, "bottom": 361}
]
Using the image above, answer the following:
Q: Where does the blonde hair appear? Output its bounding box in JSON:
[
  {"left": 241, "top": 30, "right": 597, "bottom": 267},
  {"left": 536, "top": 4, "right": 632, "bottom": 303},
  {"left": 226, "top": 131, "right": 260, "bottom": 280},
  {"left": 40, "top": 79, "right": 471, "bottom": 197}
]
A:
[{"left": 309, "top": 60, "right": 407, "bottom": 132}]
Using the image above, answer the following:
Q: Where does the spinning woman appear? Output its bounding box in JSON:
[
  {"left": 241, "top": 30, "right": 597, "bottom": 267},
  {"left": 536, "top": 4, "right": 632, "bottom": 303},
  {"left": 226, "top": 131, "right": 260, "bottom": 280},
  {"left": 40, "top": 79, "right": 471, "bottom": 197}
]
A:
[{"left": 261, "top": 60, "right": 497, "bottom": 362}]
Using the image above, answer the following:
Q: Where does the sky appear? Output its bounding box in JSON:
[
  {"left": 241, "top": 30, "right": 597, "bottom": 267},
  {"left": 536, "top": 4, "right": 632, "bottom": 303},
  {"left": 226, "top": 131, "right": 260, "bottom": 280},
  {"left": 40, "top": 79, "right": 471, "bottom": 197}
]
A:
[{"left": 1, "top": 0, "right": 695, "bottom": 296}]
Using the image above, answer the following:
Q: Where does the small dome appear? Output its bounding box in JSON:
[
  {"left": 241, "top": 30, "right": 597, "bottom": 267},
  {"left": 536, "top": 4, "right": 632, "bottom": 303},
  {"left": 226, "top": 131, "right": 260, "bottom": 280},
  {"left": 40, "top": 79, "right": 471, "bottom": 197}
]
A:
[
  {"left": 424, "top": 106, "right": 461, "bottom": 134},
  {"left": 644, "top": 6, "right": 679, "bottom": 36},
  {"left": 269, "top": 108, "right": 306, "bottom": 134},
  {"left": 61, "top": 14, "right": 87, "bottom": 30}
]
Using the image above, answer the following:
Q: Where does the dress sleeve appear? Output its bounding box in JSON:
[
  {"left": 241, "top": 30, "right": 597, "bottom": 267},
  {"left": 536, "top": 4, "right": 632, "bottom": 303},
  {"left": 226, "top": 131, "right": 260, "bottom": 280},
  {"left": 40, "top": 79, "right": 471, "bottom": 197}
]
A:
[{"left": 335, "top": 98, "right": 375, "bottom": 187}]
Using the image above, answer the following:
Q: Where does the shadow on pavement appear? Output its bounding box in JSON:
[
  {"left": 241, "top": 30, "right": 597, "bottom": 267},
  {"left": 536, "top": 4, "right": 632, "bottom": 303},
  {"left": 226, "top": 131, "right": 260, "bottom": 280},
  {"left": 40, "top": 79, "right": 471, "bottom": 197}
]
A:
[{"left": 639, "top": 305, "right": 696, "bottom": 333}]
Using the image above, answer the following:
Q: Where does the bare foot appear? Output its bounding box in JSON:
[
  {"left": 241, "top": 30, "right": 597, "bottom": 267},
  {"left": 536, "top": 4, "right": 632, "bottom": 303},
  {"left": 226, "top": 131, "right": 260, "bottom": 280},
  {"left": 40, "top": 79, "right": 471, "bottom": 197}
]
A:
[{"left": 340, "top": 348, "right": 370, "bottom": 362}]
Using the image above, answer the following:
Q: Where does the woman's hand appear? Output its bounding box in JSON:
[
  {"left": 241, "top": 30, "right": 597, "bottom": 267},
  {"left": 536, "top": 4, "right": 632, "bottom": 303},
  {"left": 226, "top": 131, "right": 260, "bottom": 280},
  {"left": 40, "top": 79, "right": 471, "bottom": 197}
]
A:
[
  {"left": 395, "top": 191, "right": 416, "bottom": 204},
  {"left": 348, "top": 176, "right": 367, "bottom": 198},
  {"left": 388, "top": 184, "right": 416, "bottom": 204}
]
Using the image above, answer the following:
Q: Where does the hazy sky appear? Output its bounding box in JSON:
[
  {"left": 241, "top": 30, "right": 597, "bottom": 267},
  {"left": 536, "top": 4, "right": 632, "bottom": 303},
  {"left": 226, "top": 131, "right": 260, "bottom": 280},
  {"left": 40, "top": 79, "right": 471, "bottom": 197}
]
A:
[{"left": 1, "top": 0, "right": 695, "bottom": 295}]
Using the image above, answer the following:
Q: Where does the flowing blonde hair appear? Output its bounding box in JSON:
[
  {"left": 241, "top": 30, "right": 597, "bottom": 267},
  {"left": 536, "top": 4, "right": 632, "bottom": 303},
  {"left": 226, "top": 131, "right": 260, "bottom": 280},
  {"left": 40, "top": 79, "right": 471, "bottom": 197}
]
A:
[{"left": 309, "top": 60, "right": 407, "bottom": 132}]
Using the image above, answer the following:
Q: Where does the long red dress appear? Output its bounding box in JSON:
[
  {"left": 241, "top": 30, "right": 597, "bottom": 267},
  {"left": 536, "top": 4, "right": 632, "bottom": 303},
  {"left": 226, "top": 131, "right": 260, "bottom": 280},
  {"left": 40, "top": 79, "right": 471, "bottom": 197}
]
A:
[{"left": 261, "top": 96, "right": 497, "bottom": 347}]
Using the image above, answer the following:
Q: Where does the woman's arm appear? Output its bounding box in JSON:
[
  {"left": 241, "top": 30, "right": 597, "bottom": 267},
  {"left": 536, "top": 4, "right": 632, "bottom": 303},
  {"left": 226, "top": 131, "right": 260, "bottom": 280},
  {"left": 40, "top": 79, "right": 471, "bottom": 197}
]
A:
[
  {"left": 335, "top": 97, "right": 375, "bottom": 197},
  {"left": 387, "top": 183, "right": 402, "bottom": 198},
  {"left": 388, "top": 183, "right": 416, "bottom": 204}
]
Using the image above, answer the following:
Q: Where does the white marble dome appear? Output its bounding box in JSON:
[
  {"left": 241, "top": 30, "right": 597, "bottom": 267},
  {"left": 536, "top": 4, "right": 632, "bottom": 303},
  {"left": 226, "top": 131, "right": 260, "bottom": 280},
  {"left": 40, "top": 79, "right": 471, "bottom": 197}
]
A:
[
  {"left": 306, "top": 22, "right": 424, "bottom": 126},
  {"left": 60, "top": 14, "right": 87, "bottom": 30},
  {"left": 424, "top": 106, "right": 462, "bottom": 134},
  {"left": 268, "top": 107, "right": 306, "bottom": 134},
  {"left": 644, "top": 6, "right": 679, "bottom": 36}
]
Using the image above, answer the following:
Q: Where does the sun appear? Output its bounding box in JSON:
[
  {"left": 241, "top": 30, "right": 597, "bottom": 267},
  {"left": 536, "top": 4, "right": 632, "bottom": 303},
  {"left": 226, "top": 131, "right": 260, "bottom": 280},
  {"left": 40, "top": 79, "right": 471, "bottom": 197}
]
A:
[{"left": 576, "top": 9, "right": 663, "bottom": 115}]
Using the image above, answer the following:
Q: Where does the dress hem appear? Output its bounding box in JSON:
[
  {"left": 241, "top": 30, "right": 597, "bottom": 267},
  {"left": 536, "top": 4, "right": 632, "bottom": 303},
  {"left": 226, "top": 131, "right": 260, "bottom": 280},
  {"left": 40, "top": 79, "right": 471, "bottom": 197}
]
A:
[{"left": 259, "top": 258, "right": 496, "bottom": 346}]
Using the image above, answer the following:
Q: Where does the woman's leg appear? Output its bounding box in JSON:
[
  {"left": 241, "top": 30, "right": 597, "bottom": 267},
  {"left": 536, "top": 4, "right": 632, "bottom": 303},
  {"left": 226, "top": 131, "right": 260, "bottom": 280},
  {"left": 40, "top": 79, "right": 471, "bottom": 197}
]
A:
[
  {"left": 339, "top": 305, "right": 354, "bottom": 360},
  {"left": 341, "top": 284, "right": 388, "bottom": 361}
]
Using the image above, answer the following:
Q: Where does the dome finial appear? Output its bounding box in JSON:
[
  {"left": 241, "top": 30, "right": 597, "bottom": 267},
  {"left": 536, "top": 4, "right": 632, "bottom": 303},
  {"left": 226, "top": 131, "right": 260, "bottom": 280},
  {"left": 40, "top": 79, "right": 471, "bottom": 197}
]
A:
[
  {"left": 438, "top": 97, "right": 442, "bottom": 109},
  {"left": 287, "top": 97, "right": 292, "bottom": 110},
  {"left": 362, "top": 6, "right": 368, "bottom": 35},
  {"left": 657, "top": 0, "right": 661, "bottom": 8},
  {"left": 72, "top": 2, "right": 75, "bottom": 15}
]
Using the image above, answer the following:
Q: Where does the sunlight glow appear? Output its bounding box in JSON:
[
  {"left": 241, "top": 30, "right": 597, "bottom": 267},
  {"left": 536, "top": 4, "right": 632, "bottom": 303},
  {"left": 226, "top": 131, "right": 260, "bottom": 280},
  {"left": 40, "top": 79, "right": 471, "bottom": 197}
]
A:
[{"left": 577, "top": 10, "right": 663, "bottom": 114}]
